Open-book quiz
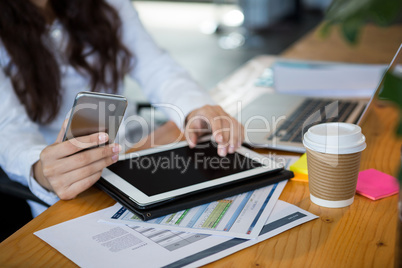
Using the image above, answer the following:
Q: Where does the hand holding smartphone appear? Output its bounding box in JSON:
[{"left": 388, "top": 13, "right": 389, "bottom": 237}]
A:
[
  {"left": 33, "top": 91, "right": 127, "bottom": 200},
  {"left": 63, "top": 91, "right": 127, "bottom": 145}
]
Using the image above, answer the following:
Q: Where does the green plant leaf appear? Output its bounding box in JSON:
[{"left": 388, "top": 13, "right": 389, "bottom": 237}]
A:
[
  {"left": 396, "top": 115, "right": 402, "bottom": 136},
  {"left": 369, "top": 0, "right": 402, "bottom": 26},
  {"left": 378, "top": 72, "right": 402, "bottom": 137},
  {"left": 325, "top": 0, "right": 370, "bottom": 22},
  {"left": 340, "top": 18, "right": 363, "bottom": 44},
  {"left": 379, "top": 71, "right": 402, "bottom": 110},
  {"left": 319, "top": 22, "right": 333, "bottom": 39},
  {"left": 321, "top": 0, "right": 402, "bottom": 44}
]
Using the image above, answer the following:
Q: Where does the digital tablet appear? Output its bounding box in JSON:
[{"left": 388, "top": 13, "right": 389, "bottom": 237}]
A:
[{"left": 101, "top": 137, "right": 284, "bottom": 208}]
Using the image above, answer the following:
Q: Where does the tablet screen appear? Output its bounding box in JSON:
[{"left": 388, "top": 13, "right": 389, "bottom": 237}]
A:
[{"left": 108, "top": 141, "right": 262, "bottom": 196}]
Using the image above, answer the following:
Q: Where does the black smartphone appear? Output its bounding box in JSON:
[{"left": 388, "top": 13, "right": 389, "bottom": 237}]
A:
[{"left": 63, "top": 91, "right": 127, "bottom": 144}]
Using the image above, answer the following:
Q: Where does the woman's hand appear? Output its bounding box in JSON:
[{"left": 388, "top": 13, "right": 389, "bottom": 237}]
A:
[
  {"left": 185, "top": 105, "right": 244, "bottom": 156},
  {"left": 33, "top": 121, "right": 121, "bottom": 200}
]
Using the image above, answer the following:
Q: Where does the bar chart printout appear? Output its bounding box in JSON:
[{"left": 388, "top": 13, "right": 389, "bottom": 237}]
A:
[{"left": 103, "top": 181, "right": 287, "bottom": 239}]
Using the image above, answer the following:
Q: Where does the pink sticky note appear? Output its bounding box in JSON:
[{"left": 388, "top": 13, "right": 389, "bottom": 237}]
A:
[{"left": 356, "top": 169, "right": 400, "bottom": 200}]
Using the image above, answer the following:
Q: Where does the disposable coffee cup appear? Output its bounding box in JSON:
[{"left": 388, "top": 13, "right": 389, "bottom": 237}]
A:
[{"left": 303, "top": 122, "right": 366, "bottom": 208}]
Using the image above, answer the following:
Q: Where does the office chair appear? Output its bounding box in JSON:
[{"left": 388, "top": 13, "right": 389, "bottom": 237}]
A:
[{"left": 0, "top": 167, "right": 49, "bottom": 207}]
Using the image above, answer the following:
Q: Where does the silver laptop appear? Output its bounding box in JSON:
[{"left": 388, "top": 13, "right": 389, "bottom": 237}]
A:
[{"left": 240, "top": 44, "right": 402, "bottom": 153}]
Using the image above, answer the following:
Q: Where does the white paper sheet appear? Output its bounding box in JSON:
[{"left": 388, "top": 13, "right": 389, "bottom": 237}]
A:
[
  {"left": 99, "top": 181, "right": 287, "bottom": 239},
  {"left": 35, "top": 200, "right": 317, "bottom": 268}
]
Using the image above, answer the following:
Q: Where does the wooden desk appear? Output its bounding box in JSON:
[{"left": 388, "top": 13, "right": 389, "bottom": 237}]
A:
[{"left": 1, "top": 24, "right": 401, "bottom": 267}]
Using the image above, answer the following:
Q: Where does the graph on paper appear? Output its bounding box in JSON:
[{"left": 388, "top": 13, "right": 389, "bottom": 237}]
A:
[
  {"left": 129, "top": 226, "right": 209, "bottom": 252},
  {"left": 101, "top": 181, "right": 287, "bottom": 239}
]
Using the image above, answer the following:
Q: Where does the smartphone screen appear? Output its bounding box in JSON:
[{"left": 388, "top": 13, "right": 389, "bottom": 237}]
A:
[{"left": 63, "top": 92, "right": 127, "bottom": 143}]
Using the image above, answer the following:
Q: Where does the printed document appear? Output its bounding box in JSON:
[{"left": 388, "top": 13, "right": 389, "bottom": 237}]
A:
[
  {"left": 100, "top": 181, "right": 287, "bottom": 239},
  {"left": 35, "top": 200, "right": 317, "bottom": 268}
]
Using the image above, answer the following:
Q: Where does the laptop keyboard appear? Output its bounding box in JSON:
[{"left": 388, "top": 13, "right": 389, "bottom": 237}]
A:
[{"left": 267, "top": 98, "right": 358, "bottom": 143}]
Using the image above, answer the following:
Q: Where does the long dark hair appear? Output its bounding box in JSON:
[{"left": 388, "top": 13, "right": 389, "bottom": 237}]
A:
[{"left": 0, "top": 0, "right": 132, "bottom": 124}]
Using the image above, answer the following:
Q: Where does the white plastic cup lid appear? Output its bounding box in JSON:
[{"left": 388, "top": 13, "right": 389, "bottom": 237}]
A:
[{"left": 303, "top": 122, "right": 366, "bottom": 154}]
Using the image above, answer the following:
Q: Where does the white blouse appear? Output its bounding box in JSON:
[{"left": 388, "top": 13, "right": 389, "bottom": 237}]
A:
[{"left": 0, "top": 0, "right": 214, "bottom": 217}]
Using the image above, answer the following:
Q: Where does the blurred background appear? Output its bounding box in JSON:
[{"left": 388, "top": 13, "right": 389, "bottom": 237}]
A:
[{"left": 126, "top": 0, "right": 327, "bottom": 96}]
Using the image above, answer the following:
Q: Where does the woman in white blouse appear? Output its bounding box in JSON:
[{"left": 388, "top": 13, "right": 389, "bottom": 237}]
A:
[{"left": 0, "top": 0, "right": 244, "bottom": 217}]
